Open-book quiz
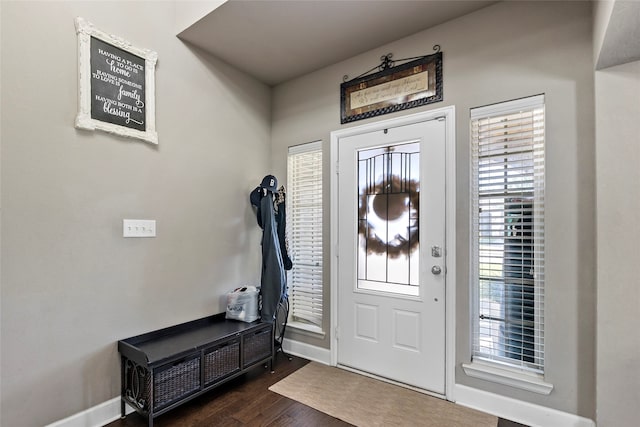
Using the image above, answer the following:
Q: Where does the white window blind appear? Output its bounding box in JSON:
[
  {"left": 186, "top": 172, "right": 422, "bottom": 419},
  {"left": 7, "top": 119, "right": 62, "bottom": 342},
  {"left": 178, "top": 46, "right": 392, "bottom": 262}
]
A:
[
  {"left": 287, "top": 141, "right": 323, "bottom": 327},
  {"left": 471, "top": 95, "right": 545, "bottom": 373}
]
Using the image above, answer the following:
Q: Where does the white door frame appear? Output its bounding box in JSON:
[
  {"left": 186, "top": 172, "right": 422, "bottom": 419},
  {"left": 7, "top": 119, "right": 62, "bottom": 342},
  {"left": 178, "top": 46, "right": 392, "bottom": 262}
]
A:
[{"left": 330, "top": 106, "right": 457, "bottom": 401}]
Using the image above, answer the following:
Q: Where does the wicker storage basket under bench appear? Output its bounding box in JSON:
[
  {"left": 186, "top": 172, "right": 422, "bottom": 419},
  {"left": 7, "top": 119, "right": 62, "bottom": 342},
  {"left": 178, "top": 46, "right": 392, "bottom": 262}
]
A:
[{"left": 118, "top": 313, "right": 273, "bottom": 427}]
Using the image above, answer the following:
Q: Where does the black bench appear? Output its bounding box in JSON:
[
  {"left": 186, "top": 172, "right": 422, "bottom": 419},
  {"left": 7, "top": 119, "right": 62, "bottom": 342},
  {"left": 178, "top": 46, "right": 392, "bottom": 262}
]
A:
[{"left": 118, "top": 314, "right": 273, "bottom": 427}]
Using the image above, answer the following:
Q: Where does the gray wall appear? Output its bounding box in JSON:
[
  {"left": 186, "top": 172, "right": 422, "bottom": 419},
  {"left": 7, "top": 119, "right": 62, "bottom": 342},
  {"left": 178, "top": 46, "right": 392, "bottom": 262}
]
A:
[
  {"left": 271, "top": 1, "right": 596, "bottom": 418},
  {"left": 595, "top": 60, "right": 640, "bottom": 427},
  {"left": 0, "top": 2, "right": 271, "bottom": 426}
]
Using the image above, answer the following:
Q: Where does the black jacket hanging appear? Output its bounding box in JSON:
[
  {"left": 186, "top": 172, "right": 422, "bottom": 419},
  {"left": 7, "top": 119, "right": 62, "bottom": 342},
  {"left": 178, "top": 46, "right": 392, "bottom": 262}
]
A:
[{"left": 259, "top": 189, "right": 286, "bottom": 323}]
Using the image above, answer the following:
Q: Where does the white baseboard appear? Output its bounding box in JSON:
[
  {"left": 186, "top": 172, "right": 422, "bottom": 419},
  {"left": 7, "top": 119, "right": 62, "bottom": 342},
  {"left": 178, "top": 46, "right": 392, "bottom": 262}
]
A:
[
  {"left": 47, "top": 340, "right": 329, "bottom": 427},
  {"left": 454, "top": 384, "right": 595, "bottom": 427},
  {"left": 280, "top": 344, "right": 594, "bottom": 427},
  {"left": 45, "top": 397, "right": 134, "bottom": 427},
  {"left": 54, "top": 353, "right": 595, "bottom": 427},
  {"left": 282, "top": 338, "right": 331, "bottom": 365}
]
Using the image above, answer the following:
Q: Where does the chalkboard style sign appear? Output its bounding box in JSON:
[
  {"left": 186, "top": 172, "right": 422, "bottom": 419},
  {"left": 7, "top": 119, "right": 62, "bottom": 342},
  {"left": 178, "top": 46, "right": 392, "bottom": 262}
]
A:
[{"left": 75, "top": 17, "right": 158, "bottom": 144}]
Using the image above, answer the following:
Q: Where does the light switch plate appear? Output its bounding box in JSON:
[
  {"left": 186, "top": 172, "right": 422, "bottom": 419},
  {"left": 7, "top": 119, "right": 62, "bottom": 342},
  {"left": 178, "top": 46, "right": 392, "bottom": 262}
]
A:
[{"left": 123, "top": 219, "right": 156, "bottom": 237}]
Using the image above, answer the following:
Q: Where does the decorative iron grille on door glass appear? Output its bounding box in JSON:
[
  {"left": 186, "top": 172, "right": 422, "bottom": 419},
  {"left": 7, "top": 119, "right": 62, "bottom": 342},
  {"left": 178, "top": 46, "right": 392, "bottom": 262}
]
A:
[
  {"left": 358, "top": 142, "right": 420, "bottom": 296},
  {"left": 471, "top": 95, "right": 545, "bottom": 373},
  {"left": 287, "top": 141, "right": 323, "bottom": 328}
]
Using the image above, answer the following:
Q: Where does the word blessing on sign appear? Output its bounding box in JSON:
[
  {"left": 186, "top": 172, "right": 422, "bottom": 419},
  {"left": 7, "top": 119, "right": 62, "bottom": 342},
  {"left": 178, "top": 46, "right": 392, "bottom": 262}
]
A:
[{"left": 90, "top": 37, "right": 146, "bottom": 131}]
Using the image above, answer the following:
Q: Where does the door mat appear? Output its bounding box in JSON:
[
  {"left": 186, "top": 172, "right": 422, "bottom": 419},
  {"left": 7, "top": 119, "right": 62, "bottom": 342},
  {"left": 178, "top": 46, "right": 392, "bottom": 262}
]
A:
[{"left": 269, "top": 362, "right": 498, "bottom": 427}]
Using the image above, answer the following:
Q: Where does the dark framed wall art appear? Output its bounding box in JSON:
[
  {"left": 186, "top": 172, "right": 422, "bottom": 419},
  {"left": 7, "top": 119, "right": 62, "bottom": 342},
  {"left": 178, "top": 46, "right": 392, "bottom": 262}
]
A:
[{"left": 340, "top": 51, "right": 443, "bottom": 124}]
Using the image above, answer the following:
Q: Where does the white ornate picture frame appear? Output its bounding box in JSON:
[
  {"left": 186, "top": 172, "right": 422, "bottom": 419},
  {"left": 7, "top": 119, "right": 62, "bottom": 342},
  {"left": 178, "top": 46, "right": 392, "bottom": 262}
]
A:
[{"left": 75, "top": 17, "right": 158, "bottom": 144}]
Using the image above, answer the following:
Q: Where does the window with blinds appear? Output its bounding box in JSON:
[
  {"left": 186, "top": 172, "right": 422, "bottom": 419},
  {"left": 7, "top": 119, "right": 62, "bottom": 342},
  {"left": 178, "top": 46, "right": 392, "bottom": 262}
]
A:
[
  {"left": 287, "top": 141, "right": 323, "bottom": 328},
  {"left": 470, "top": 95, "right": 545, "bottom": 373}
]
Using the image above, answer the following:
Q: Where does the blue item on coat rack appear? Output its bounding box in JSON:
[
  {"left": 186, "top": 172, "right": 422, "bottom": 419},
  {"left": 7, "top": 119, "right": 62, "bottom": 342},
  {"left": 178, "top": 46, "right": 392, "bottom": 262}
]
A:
[{"left": 260, "top": 175, "right": 278, "bottom": 193}]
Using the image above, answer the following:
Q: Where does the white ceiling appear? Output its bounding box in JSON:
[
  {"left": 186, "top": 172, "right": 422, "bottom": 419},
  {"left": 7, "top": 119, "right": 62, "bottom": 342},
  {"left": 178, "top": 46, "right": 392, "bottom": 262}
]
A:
[
  {"left": 177, "top": 0, "right": 497, "bottom": 86},
  {"left": 596, "top": 1, "right": 640, "bottom": 69}
]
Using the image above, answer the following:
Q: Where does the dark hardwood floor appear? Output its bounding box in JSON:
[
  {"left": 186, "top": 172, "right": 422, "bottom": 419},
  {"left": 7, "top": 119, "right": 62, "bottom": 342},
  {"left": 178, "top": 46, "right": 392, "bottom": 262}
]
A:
[
  {"left": 108, "top": 354, "right": 527, "bottom": 427},
  {"left": 108, "top": 355, "right": 347, "bottom": 427}
]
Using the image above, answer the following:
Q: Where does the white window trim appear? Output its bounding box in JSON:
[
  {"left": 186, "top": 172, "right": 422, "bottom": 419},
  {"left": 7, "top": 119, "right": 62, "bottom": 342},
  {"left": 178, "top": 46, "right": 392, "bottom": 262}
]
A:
[
  {"left": 286, "top": 320, "right": 326, "bottom": 338},
  {"left": 287, "top": 140, "right": 324, "bottom": 332},
  {"left": 467, "top": 94, "right": 551, "bottom": 393},
  {"left": 462, "top": 360, "right": 553, "bottom": 395},
  {"left": 470, "top": 95, "right": 544, "bottom": 120}
]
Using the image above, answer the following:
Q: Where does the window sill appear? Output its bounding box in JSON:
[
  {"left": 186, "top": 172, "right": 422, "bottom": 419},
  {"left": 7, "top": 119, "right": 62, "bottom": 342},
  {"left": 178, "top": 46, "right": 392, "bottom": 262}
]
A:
[
  {"left": 462, "top": 360, "right": 554, "bottom": 395},
  {"left": 286, "top": 321, "right": 326, "bottom": 339}
]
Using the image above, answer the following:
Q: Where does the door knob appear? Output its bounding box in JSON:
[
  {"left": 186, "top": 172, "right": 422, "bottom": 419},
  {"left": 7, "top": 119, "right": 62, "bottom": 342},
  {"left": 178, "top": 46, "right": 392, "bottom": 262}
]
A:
[{"left": 431, "top": 265, "right": 442, "bottom": 275}]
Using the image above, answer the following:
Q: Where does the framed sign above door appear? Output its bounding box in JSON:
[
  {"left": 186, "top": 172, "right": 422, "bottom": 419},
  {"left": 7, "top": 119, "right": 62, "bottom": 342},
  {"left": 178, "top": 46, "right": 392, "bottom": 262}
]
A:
[
  {"left": 340, "top": 47, "right": 443, "bottom": 124},
  {"left": 74, "top": 17, "right": 158, "bottom": 144}
]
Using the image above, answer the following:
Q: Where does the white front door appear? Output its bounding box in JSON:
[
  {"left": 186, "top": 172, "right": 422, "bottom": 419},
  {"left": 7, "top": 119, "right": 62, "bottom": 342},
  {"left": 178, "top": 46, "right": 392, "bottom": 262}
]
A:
[{"left": 336, "top": 118, "right": 446, "bottom": 394}]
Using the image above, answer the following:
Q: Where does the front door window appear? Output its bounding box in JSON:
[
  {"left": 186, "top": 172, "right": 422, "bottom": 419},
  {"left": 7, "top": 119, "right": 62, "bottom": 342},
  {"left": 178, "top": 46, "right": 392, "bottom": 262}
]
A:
[{"left": 357, "top": 142, "right": 420, "bottom": 296}]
